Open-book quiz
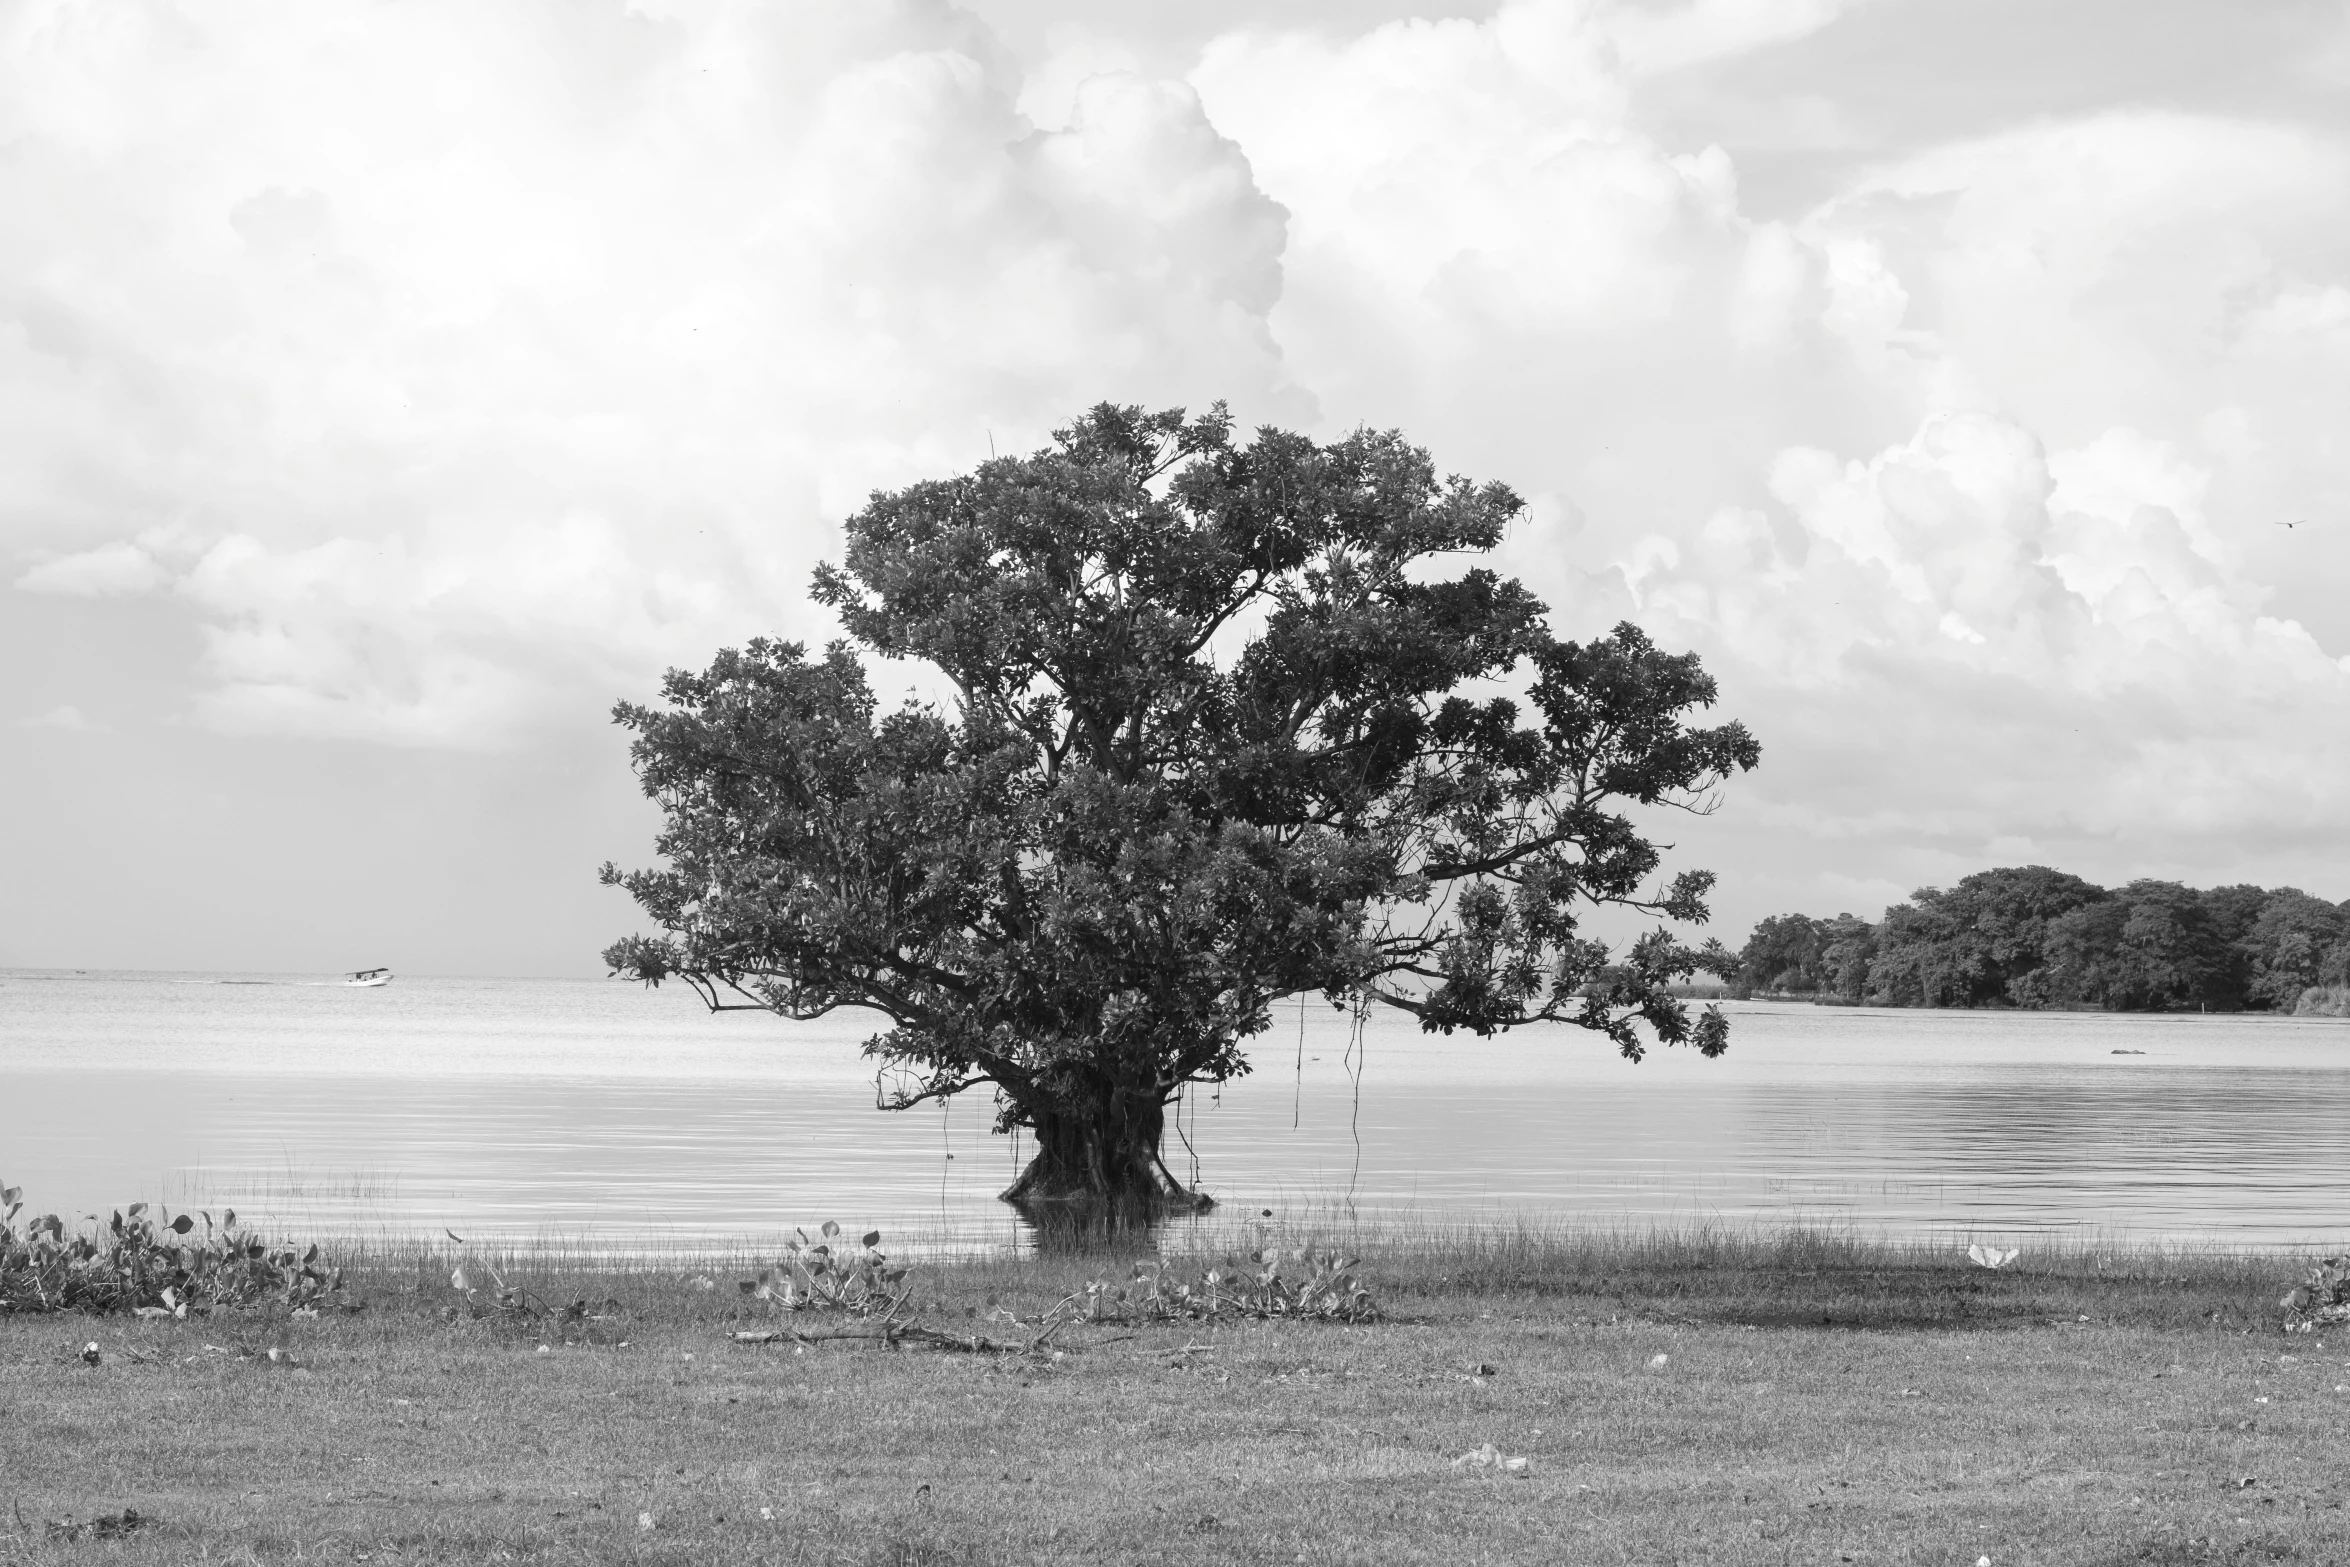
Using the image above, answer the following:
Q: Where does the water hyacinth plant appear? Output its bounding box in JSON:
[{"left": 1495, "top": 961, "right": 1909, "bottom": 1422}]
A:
[
  {"left": 0, "top": 1182, "right": 348, "bottom": 1316},
  {"left": 2281, "top": 1255, "right": 2350, "bottom": 1331},
  {"left": 738, "top": 1223, "right": 913, "bottom": 1319}
]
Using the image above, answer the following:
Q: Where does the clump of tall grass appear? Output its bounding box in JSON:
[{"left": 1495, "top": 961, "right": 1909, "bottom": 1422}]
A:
[{"left": 1127, "top": 1209, "right": 2311, "bottom": 1331}]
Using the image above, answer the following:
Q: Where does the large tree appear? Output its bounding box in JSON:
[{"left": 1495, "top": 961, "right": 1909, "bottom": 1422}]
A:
[
  {"left": 1732, "top": 913, "right": 1828, "bottom": 996},
  {"left": 2045, "top": 880, "right": 2240, "bottom": 1012},
  {"left": 1870, "top": 866, "right": 2106, "bottom": 1008},
  {"left": 602, "top": 405, "right": 1758, "bottom": 1218},
  {"left": 2242, "top": 890, "right": 2349, "bottom": 1011}
]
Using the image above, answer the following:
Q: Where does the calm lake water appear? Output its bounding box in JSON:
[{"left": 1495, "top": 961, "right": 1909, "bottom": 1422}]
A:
[{"left": 7, "top": 969, "right": 2350, "bottom": 1251}]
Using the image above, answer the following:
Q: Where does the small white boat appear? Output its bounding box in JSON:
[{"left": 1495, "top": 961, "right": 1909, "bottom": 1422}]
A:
[{"left": 345, "top": 967, "right": 393, "bottom": 988}]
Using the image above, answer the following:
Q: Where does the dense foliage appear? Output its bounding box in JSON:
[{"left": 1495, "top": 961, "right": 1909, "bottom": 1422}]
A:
[
  {"left": 604, "top": 403, "right": 1759, "bottom": 1213},
  {"left": 1725, "top": 869, "right": 2350, "bottom": 1013}
]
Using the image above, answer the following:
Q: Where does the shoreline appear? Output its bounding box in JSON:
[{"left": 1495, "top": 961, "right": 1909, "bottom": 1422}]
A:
[
  {"left": 8, "top": 1220, "right": 2342, "bottom": 1564},
  {"left": 26, "top": 1213, "right": 2322, "bottom": 1284},
  {"left": 17, "top": 1181, "right": 2350, "bottom": 1268}
]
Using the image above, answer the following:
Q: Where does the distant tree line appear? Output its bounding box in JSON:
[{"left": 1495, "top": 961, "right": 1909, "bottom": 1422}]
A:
[{"left": 1723, "top": 867, "right": 2350, "bottom": 1015}]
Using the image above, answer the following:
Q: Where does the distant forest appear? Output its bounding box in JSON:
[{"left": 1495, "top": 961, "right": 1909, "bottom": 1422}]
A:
[{"left": 1722, "top": 868, "right": 2350, "bottom": 1016}]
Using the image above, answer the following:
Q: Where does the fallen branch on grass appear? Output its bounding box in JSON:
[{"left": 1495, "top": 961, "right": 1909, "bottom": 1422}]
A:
[
  {"left": 729, "top": 1318, "right": 1068, "bottom": 1356},
  {"left": 45, "top": 1510, "right": 149, "bottom": 1541}
]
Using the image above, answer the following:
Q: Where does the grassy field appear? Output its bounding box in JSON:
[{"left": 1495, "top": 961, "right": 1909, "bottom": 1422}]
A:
[{"left": 3, "top": 1222, "right": 2346, "bottom": 1565}]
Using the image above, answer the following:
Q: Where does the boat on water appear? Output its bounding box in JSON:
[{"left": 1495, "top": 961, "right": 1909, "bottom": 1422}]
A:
[{"left": 345, "top": 967, "right": 392, "bottom": 988}]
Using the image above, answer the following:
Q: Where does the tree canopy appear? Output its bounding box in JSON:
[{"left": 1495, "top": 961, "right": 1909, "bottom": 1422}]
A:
[
  {"left": 602, "top": 404, "right": 1760, "bottom": 1214},
  {"left": 1724, "top": 869, "right": 2349, "bottom": 1014}
]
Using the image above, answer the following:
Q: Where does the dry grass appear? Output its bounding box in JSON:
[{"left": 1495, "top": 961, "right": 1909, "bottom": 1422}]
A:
[{"left": 4, "top": 1224, "right": 2347, "bottom": 1565}]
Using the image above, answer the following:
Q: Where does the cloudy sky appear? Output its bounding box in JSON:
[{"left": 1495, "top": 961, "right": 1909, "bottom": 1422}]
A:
[{"left": 6, "top": 0, "right": 2347, "bottom": 976}]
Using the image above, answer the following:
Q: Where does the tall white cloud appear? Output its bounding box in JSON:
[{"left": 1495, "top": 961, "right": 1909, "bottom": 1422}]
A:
[
  {"left": 1618, "top": 410, "right": 2350, "bottom": 843},
  {"left": 1190, "top": 0, "right": 1886, "bottom": 571},
  {"left": 1186, "top": 0, "right": 2350, "bottom": 906},
  {"left": 1, "top": 0, "right": 1291, "bottom": 745},
  {"left": 5, "top": 0, "right": 2348, "bottom": 915},
  {"left": 1797, "top": 112, "right": 2350, "bottom": 633}
]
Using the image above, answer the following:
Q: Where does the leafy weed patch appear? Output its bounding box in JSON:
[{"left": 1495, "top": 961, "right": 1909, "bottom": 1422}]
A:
[
  {"left": 737, "top": 1222, "right": 912, "bottom": 1317},
  {"left": 0, "top": 1181, "right": 349, "bottom": 1317},
  {"left": 2280, "top": 1255, "right": 2350, "bottom": 1333},
  {"left": 1073, "top": 1248, "right": 1378, "bottom": 1324},
  {"left": 723, "top": 1229, "right": 1378, "bottom": 1358}
]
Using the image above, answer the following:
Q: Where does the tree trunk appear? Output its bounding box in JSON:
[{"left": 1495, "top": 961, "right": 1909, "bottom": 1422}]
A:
[{"left": 1000, "top": 1088, "right": 1212, "bottom": 1232}]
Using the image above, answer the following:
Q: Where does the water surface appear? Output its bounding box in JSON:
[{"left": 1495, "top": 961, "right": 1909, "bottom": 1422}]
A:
[{"left": 6, "top": 969, "right": 2348, "bottom": 1250}]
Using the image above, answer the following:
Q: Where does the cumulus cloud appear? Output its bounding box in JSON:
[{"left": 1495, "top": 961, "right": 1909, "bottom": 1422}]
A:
[
  {"left": 1796, "top": 112, "right": 2350, "bottom": 626},
  {"left": 1182, "top": 0, "right": 2350, "bottom": 903},
  {"left": 1614, "top": 407, "right": 2350, "bottom": 876},
  {"left": 3, "top": 0, "right": 2347, "bottom": 910},
  {"left": 0, "top": 0, "right": 1292, "bottom": 746},
  {"left": 1193, "top": 2, "right": 1824, "bottom": 557},
  {"left": 174, "top": 520, "right": 744, "bottom": 744}
]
